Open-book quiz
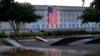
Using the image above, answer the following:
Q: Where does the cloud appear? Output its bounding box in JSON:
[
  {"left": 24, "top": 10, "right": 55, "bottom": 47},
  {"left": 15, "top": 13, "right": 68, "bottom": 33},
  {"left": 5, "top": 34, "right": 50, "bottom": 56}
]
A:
[{"left": 15, "top": 0, "right": 93, "bottom": 7}]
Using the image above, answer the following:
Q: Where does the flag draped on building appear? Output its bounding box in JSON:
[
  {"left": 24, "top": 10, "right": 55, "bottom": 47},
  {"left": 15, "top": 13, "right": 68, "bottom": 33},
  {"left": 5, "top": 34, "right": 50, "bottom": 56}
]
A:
[{"left": 48, "top": 6, "right": 58, "bottom": 25}]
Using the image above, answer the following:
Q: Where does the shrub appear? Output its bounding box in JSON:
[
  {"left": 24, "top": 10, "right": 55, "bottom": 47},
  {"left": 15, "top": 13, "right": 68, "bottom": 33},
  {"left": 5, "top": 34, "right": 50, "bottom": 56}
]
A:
[
  {"left": 32, "top": 32, "right": 44, "bottom": 36},
  {"left": 8, "top": 30, "right": 100, "bottom": 38},
  {"left": 9, "top": 32, "right": 32, "bottom": 37},
  {"left": 0, "top": 33, "right": 7, "bottom": 38}
]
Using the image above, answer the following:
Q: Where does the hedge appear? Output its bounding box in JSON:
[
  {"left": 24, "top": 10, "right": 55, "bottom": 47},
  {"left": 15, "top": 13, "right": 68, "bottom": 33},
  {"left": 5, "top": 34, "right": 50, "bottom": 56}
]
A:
[
  {"left": 0, "top": 33, "right": 7, "bottom": 38},
  {"left": 8, "top": 30, "right": 100, "bottom": 38},
  {"left": 8, "top": 32, "right": 45, "bottom": 37}
]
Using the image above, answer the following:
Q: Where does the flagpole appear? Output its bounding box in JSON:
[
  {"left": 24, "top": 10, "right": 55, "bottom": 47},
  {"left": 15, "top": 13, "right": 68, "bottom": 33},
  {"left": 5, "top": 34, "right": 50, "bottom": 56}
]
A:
[{"left": 82, "top": 0, "right": 85, "bottom": 7}]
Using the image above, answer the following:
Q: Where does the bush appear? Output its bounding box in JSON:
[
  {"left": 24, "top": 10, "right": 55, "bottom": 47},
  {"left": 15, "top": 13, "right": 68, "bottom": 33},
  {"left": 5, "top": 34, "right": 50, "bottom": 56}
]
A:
[
  {"left": 31, "top": 32, "right": 44, "bottom": 36},
  {"left": 8, "top": 30, "right": 100, "bottom": 38},
  {"left": 8, "top": 32, "right": 31, "bottom": 37},
  {"left": 0, "top": 33, "right": 7, "bottom": 38}
]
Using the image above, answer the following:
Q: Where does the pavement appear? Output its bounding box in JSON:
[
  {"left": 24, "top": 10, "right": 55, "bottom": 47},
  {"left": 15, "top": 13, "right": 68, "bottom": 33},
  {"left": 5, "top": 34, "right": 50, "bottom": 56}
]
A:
[
  {"left": 17, "top": 38, "right": 100, "bottom": 50},
  {"left": 17, "top": 40, "right": 100, "bottom": 56}
]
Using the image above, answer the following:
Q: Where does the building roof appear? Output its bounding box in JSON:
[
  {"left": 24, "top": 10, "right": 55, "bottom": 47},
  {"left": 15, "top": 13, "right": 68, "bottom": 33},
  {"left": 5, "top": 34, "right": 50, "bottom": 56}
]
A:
[{"left": 33, "top": 5, "right": 87, "bottom": 11}]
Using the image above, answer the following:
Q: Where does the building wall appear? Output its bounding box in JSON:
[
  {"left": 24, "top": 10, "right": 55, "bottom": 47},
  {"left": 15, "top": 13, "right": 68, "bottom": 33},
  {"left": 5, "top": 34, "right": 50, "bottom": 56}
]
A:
[
  {"left": 0, "top": 5, "right": 100, "bottom": 34},
  {"left": 31, "top": 5, "right": 100, "bottom": 31},
  {"left": 0, "top": 22, "right": 26, "bottom": 34}
]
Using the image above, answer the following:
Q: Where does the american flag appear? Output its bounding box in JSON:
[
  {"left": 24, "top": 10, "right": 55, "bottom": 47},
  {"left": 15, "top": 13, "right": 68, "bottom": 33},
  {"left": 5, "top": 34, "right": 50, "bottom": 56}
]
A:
[{"left": 48, "top": 6, "right": 58, "bottom": 25}]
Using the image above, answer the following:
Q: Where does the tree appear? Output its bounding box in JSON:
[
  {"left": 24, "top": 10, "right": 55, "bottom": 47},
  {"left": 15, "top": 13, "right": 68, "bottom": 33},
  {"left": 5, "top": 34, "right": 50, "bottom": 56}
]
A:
[
  {"left": 80, "top": 0, "right": 100, "bottom": 23},
  {"left": 0, "top": 0, "right": 41, "bottom": 41}
]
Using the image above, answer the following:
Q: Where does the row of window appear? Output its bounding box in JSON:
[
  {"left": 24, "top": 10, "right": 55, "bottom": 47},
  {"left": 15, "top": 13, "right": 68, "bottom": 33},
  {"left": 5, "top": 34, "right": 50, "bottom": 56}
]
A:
[
  {"left": 59, "top": 18, "right": 77, "bottom": 22},
  {"left": 35, "top": 10, "right": 82, "bottom": 18},
  {"left": 41, "top": 18, "right": 78, "bottom": 22},
  {"left": 59, "top": 13, "right": 80, "bottom": 17},
  {"left": 36, "top": 13, "right": 80, "bottom": 18},
  {"left": 33, "top": 24, "right": 99, "bottom": 29}
]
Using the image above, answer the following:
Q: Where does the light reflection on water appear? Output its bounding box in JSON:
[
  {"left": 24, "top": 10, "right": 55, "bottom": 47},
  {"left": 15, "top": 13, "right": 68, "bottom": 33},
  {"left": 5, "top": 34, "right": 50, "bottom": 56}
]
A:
[
  {"left": 47, "top": 48, "right": 100, "bottom": 56},
  {"left": 0, "top": 47, "right": 100, "bottom": 56}
]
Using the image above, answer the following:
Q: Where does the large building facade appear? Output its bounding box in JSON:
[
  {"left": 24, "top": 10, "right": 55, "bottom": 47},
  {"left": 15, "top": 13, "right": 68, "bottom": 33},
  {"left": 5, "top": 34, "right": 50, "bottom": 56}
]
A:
[
  {"left": 0, "top": 5, "right": 100, "bottom": 33},
  {"left": 31, "top": 5, "right": 100, "bottom": 31}
]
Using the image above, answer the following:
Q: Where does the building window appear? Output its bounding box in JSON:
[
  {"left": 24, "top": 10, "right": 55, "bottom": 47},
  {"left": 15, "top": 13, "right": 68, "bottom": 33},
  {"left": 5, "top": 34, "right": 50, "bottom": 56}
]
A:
[
  {"left": 64, "top": 19, "right": 66, "bottom": 22},
  {"left": 92, "top": 24, "right": 94, "bottom": 27},
  {"left": 60, "top": 24, "right": 62, "bottom": 28},
  {"left": 64, "top": 24, "right": 66, "bottom": 28},
  {"left": 68, "top": 13, "right": 70, "bottom": 17},
  {"left": 60, "top": 19, "right": 62, "bottom": 22},
  {"left": 76, "top": 24, "right": 79, "bottom": 28},
  {"left": 68, "top": 19, "right": 70, "bottom": 22},
  {"left": 68, "top": 24, "right": 71, "bottom": 28},
  {"left": 95, "top": 24, "right": 97, "bottom": 28},
  {"left": 60, "top": 13, "right": 62, "bottom": 17},
  {"left": 76, "top": 13, "right": 79, "bottom": 17},
  {"left": 72, "top": 13, "right": 74, "bottom": 17},
  {"left": 88, "top": 24, "right": 90, "bottom": 28},
  {"left": 56, "top": 25, "right": 58, "bottom": 28},
  {"left": 47, "top": 25, "right": 49, "bottom": 28},
  {"left": 71, "top": 19, "right": 74, "bottom": 22},
  {"left": 51, "top": 25, "right": 53, "bottom": 28},
  {"left": 42, "top": 25, "right": 44, "bottom": 28},
  {"left": 72, "top": 24, "right": 75, "bottom": 28},
  {"left": 96, "top": 24, "right": 98, "bottom": 27},
  {"left": 37, "top": 25, "right": 40, "bottom": 29}
]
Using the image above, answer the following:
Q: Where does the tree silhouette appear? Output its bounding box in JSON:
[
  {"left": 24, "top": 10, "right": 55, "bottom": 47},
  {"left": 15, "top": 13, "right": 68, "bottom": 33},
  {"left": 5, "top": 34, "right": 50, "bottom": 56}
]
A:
[{"left": 0, "top": 0, "right": 41, "bottom": 41}]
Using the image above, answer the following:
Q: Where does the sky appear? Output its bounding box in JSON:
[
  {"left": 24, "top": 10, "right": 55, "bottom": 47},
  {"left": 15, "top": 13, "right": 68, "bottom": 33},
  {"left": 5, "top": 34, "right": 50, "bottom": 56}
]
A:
[{"left": 15, "top": 0, "right": 93, "bottom": 7}]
